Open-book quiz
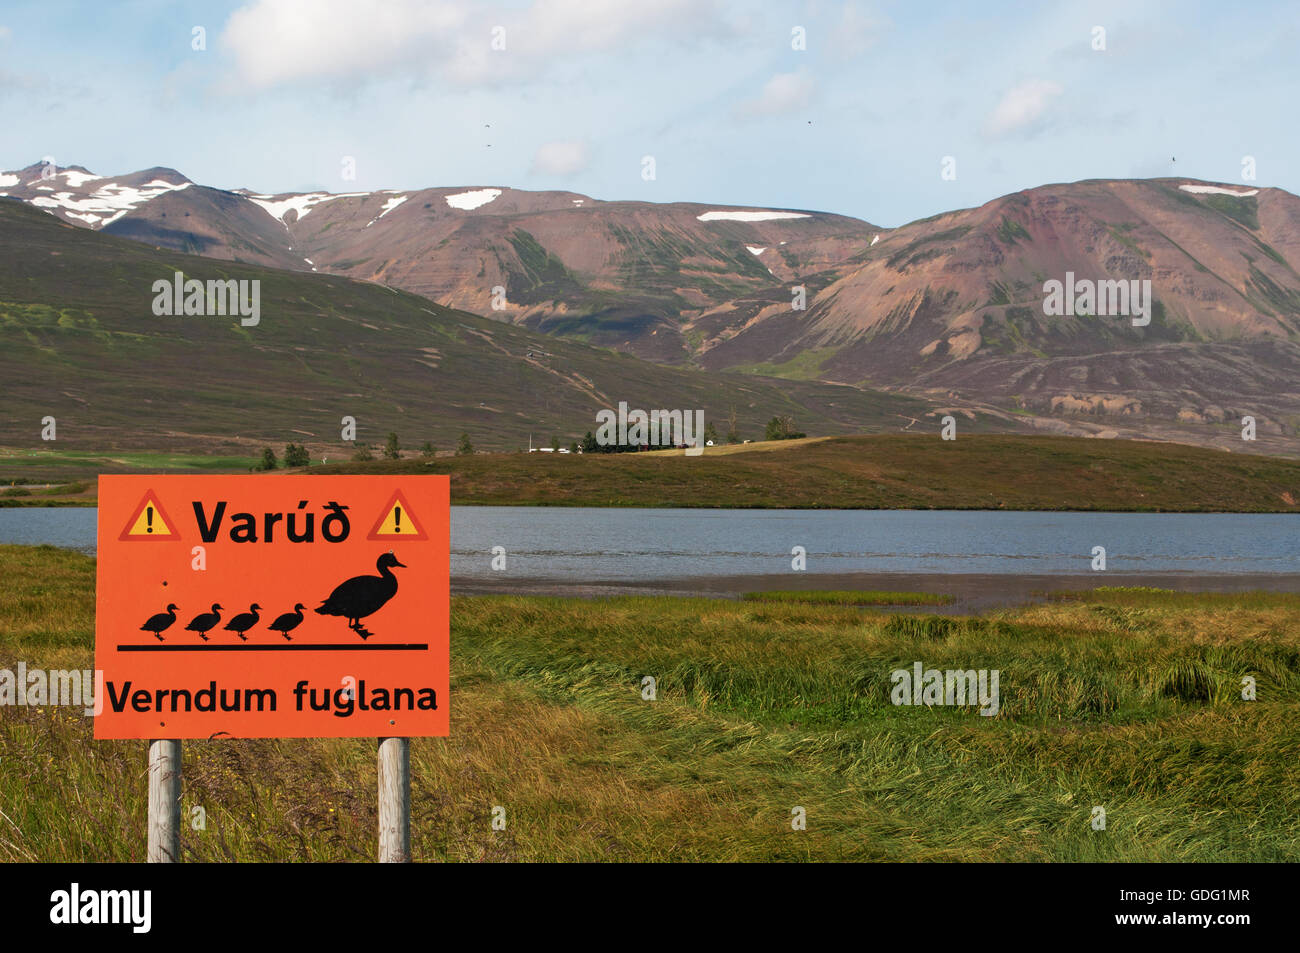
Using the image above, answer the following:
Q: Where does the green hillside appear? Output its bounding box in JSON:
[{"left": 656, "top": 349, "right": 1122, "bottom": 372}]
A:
[{"left": 0, "top": 200, "right": 928, "bottom": 453}]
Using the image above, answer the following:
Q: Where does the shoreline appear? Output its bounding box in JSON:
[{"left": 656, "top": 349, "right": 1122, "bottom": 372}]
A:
[
  {"left": 4, "top": 434, "right": 1300, "bottom": 512},
  {"left": 452, "top": 570, "right": 1300, "bottom": 611},
  {"left": 8, "top": 497, "right": 1300, "bottom": 514}
]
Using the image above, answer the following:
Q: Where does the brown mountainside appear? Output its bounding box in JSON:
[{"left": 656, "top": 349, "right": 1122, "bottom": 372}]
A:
[
  {"left": 694, "top": 179, "right": 1300, "bottom": 446},
  {"left": 6, "top": 162, "right": 1300, "bottom": 450}
]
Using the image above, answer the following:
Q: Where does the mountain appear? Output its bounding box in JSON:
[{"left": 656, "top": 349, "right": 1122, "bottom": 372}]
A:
[
  {"left": 0, "top": 198, "right": 930, "bottom": 453},
  {"left": 691, "top": 178, "right": 1300, "bottom": 452},
  {"left": 1, "top": 161, "right": 878, "bottom": 364},
  {"left": 7, "top": 161, "right": 1300, "bottom": 453}
]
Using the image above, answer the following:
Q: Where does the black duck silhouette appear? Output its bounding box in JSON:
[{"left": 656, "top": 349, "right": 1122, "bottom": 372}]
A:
[
  {"left": 223, "top": 603, "right": 262, "bottom": 641},
  {"left": 268, "top": 603, "right": 306, "bottom": 641},
  {"left": 185, "top": 603, "right": 223, "bottom": 642},
  {"left": 315, "top": 552, "right": 405, "bottom": 639},
  {"left": 140, "top": 604, "right": 179, "bottom": 641}
]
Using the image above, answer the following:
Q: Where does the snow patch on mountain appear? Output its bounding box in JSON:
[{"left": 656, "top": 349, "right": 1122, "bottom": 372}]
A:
[
  {"left": 28, "top": 180, "right": 192, "bottom": 228},
  {"left": 59, "top": 170, "right": 102, "bottom": 188},
  {"left": 246, "top": 191, "right": 365, "bottom": 223},
  {"left": 1179, "top": 184, "right": 1259, "bottom": 197},
  {"left": 445, "top": 188, "right": 502, "bottom": 211},
  {"left": 0, "top": 174, "right": 21, "bottom": 188},
  {"left": 746, "top": 245, "right": 766, "bottom": 255},
  {"left": 697, "top": 210, "right": 811, "bottom": 222},
  {"left": 363, "top": 194, "right": 411, "bottom": 228}
]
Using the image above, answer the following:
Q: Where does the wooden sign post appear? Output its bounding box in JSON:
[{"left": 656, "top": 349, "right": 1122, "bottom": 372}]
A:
[
  {"left": 377, "top": 737, "right": 411, "bottom": 862},
  {"left": 96, "top": 475, "right": 449, "bottom": 863},
  {"left": 147, "top": 738, "right": 182, "bottom": 863}
]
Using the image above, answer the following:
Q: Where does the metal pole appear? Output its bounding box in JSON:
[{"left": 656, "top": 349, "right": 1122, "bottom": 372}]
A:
[
  {"left": 147, "top": 739, "right": 182, "bottom": 862},
  {"left": 378, "top": 737, "right": 411, "bottom": 862}
]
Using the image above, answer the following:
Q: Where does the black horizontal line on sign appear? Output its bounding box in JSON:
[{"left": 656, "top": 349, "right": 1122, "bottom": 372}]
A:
[{"left": 116, "top": 643, "right": 429, "bottom": 652}]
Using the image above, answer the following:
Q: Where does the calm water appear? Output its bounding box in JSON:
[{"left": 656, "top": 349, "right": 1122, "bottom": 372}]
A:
[{"left": 1, "top": 506, "right": 1296, "bottom": 578}]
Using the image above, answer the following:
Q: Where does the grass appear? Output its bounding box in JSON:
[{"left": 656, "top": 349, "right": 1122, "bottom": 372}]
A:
[
  {"left": 742, "top": 590, "right": 954, "bottom": 607},
  {"left": 10, "top": 433, "right": 1300, "bottom": 511},
  {"left": 2, "top": 542, "right": 1299, "bottom": 861},
  {"left": 995, "top": 216, "right": 1031, "bottom": 245},
  {"left": 315, "top": 433, "right": 1300, "bottom": 511},
  {"left": 0, "top": 477, "right": 93, "bottom": 506},
  {"left": 729, "top": 347, "right": 841, "bottom": 381},
  {"left": 1202, "top": 193, "right": 1261, "bottom": 231},
  {"left": 0, "top": 448, "right": 260, "bottom": 485}
]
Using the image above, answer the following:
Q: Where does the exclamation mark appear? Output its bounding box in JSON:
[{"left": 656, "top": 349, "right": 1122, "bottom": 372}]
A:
[
  {"left": 394, "top": 506, "right": 402, "bottom": 533},
  {"left": 146, "top": 505, "right": 154, "bottom": 534}
]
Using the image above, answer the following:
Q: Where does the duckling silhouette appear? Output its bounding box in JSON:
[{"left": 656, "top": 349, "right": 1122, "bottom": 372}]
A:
[
  {"left": 140, "top": 604, "right": 180, "bottom": 641},
  {"left": 268, "top": 603, "right": 306, "bottom": 641},
  {"left": 223, "top": 603, "right": 261, "bottom": 641},
  {"left": 185, "top": 604, "right": 223, "bottom": 642},
  {"left": 315, "top": 552, "right": 405, "bottom": 640}
]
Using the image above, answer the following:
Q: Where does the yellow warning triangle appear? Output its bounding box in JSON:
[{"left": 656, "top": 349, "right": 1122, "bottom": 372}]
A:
[
  {"left": 119, "top": 492, "right": 181, "bottom": 541},
  {"left": 367, "top": 490, "right": 427, "bottom": 540}
]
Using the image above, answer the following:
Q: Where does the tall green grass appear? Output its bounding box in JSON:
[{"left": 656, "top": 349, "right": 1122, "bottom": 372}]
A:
[{"left": 2, "top": 545, "right": 1298, "bottom": 861}]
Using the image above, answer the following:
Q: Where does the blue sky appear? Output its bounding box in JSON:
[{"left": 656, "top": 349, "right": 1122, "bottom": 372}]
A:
[{"left": 2, "top": 0, "right": 1296, "bottom": 227}]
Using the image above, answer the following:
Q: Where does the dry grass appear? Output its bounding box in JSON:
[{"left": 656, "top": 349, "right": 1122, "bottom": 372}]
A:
[{"left": 2, "top": 544, "right": 1298, "bottom": 861}]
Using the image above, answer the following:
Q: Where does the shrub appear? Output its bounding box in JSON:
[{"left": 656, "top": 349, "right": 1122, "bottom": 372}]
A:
[{"left": 284, "top": 443, "right": 311, "bottom": 468}]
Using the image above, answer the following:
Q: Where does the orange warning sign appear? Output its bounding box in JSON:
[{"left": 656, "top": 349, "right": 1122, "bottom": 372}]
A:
[
  {"left": 94, "top": 475, "right": 450, "bottom": 739},
  {"left": 118, "top": 492, "right": 181, "bottom": 541},
  {"left": 367, "top": 489, "right": 428, "bottom": 541}
]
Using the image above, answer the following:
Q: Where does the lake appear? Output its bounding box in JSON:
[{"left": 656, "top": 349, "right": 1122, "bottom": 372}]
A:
[{"left": 1, "top": 506, "right": 1296, "bottom": 579}]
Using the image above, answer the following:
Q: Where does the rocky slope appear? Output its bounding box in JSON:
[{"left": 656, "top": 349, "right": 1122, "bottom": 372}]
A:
[
  {"left": 692, "top": 179, "right": 1300, "bottom": 450},
  {"left": 1, "top": 161, "right": 877, "bottom": 363},
  {"left": 7, "top": 161, "right": 1300, "bottom": 451},
  {"left": 0, "top": 198, "right": 927, "bottom": 452}
]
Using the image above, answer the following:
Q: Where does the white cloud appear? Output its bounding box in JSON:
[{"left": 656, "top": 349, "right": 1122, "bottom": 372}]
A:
[
  {"left": 531, "top": 140, "right": 590, "bottom": 176},
  {"left": 220, "top": 0, "right": 725, "bottom": 90},
  {"left": 983, "top": 79, "right": 1063, "bottom": 137},
  {"left": 221, "top": 0, "right": 466, "bottom": 90},
  {"left": 828, "top": 2, "right": 887, "bottom": 58},
  {"left": 738, "top": 70, "right": 814, "bottom": 118}
]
